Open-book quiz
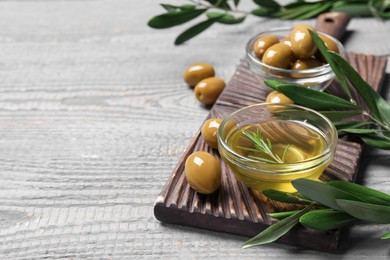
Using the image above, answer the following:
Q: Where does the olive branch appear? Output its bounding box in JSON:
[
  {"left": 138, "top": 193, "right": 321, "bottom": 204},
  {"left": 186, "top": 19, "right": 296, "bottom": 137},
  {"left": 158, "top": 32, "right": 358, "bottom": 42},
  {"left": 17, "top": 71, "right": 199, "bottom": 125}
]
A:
[{"left": 148, "top": 0, "right": 390, "bottom": 45}]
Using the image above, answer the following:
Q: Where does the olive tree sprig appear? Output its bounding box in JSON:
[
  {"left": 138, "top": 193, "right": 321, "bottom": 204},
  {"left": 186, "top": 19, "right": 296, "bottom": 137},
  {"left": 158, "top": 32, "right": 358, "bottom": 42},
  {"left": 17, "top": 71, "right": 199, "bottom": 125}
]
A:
[
  {"left": 148, "top": 0, "right": 390, "bottom": 44},
  {"left": 264, "top": 30, "right": 390, "bottom": 149},
  {"left": 242, "top": 178, "right": 390, "bottom": 249}
]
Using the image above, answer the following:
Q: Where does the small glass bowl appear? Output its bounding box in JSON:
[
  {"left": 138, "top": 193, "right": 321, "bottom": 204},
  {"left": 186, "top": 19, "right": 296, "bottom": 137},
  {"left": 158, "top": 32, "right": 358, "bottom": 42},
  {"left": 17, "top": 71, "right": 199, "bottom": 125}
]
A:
[
  {"left": 217, "top": 103, "right": 337, "bottom": 192},
  {"left": 245, "top": 27, "right": 345, "bottom": 91}
]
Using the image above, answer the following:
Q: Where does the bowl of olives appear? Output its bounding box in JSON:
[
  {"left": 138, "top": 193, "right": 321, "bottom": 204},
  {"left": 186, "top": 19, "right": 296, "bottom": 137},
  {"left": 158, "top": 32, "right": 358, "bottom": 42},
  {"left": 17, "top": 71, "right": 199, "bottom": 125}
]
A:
[
  {"left": 217, "top": 103, "right": 337, "bottom": 192},
  {"left": 245, "top": 24, "right": 344, "bottom": 91}
]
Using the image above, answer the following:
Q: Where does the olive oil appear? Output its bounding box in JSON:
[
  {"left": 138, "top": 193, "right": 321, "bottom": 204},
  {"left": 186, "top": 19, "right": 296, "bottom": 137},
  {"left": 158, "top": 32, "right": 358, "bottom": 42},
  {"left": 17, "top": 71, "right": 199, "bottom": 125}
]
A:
[
  {"left": 228, "top": 120, "right": 327, "bottom": 164},
  {"left": 222, "top": 120, "right": 332, "bottom": 192}
]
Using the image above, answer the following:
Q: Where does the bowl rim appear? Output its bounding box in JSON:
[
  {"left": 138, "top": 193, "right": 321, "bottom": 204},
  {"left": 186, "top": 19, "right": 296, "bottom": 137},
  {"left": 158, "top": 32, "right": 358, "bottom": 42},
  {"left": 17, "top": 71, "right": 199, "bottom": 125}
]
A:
[
  {"left": 217, "top": 103, "right": 338, "bottom": 171},
  {"left": 245, "top": 27, "right": 345, "bottom": 75}
]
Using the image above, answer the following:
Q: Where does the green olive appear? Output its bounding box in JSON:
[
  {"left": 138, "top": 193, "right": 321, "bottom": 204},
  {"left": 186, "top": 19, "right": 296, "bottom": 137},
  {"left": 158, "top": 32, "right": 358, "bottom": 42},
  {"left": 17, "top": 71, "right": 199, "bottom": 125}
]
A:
[
  {"left": 201, "top": 118, "right": 222, "bottom": 148},
  {"left": 266, "top": 90, "right": 293, "bottom": 105},
  {"left": 280, "top": 37, "right": 292, "bottom": 47},
  {"left": 262, "top": 43, "right": 293, "bottom": 69},
  {"left": 183, "top": 63, "right": 215, "bottom": 87},
  {"left": 290, "top": 24, "right": 317, "bottom": 59},
  {"left": 185, "top": 151, "right": 221, "bottom": 194},
  {"left": 253, "top": 34, "right": 279, "bottom": 59},
  {"left": 292, "top": 58, "right": 323, "bottom": 70},
  {"left": 194, "top": 77, "right": 225, "bottom": 106},
  {"left": 319, "top": 34, "right": 339, "bottom": 53}
]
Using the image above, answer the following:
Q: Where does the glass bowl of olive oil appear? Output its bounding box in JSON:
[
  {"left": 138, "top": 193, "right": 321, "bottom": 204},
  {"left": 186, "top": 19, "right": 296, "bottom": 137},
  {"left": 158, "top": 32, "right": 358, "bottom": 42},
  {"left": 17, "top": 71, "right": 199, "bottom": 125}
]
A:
[{"left": 217, "top": 103, "right": 337, "bottom": 193}]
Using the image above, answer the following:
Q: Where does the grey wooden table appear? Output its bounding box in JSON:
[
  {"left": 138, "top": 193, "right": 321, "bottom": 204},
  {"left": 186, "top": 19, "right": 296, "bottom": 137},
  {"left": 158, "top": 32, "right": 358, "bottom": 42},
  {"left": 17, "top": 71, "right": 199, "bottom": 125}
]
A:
[{"left": 0, "top": 0, "right": 389, "bottom": 259}]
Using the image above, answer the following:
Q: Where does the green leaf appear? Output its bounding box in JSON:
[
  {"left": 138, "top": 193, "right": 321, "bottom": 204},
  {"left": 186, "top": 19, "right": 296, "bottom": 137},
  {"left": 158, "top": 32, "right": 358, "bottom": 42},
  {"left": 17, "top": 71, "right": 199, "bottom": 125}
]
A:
[
  {"left": 361, "top": 134, "right": 390, "bottom": 149},
  {"left": 327, "top": 181, "right": 390, "bottom": 206},
  {"left": 234, "top": 0, "right": 240, "bottom": 7},
  {"left": 263, "top": 80, "right": 359, "bottom": 111},
  {"left": 273, "top": 4, "right": 315, "bottom": 19},
  {"left": 262, "top": 189, "right": 311, "bottom": 205},
  {"left": 381, "top": 231, "right": 390, "bottom": 239},
  {"left": 242, "top": 205, "right": 313, "bottom": 248},
  {"left": 300, "top": 209, "right": 357, "bottom": 230},
  {"left": 331, "top": 1, "right": 373, "bottom": 17},
  {"left": 252, "top": 0, "right": 280, "bottom": 9},
  {"left": 338, "top": 128, "right": 384, "bottom": 135},
  {"left": 251, "top": 7, "right": 275, "bottom": 17},
  {"left": 309, "top": 31, "right": 353, "bottom": 100},
  {"left": 206, "top": 12, "right": 246, "bottom": 24},
  {"left": 294, "top": 2, "right": 332, "bottom": 19},
  {"left": 336, "top": 199, "right": 390, "bottom": 223},
  {"left": 319, "top": 111, "right": 362, "bottom": 121},
  {"left": 333, "top": 121, "right": 372, "bottom": 129},
  {"left": 292, "top": 179, "right": 361, "bottom": 211},
  {"left": 328, "top": 51, "right": 388, "bottom": 125},
  {"left": 205, "top": 0, "right": 231, "bottom": 10},
  {"left": 148, "top": 9, "right": 206, "bottom": 29},
  {"left": 174, "top": 16, "right": 222, "bottom": 45},
  {"left": 160, "top": 4, "right": 196, "bottom": 12},
  {"left": 269, "top": 210, "right": 301, "bottom": 220}
]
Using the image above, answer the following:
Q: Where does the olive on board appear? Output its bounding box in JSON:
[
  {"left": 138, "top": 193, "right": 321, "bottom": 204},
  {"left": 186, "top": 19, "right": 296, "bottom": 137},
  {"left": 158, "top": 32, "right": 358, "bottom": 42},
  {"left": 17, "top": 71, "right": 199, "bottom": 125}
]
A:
[
  {"left": 262, "top": 43, "right": 293, "bottom": 69},
  {"left": 194, "top": 77, "right": 225, "bottom": 106},
  {"left": 290, "top": 24, "right": 317, "bottom": 59},
  {"left": 266, "top": 90, "right": 294, "bottom": 105},
  {"left": 292, "top": 58, "right": 323, "bottom": 70},
  {"left": 201, "top": 118, "right": 222, "bottom": 148},
  {"left": 185, "top": 151, "right": 221, "bottom": 194},
  {"left": 253, "top": 34, "right": 279, "bottom": 59},
  {"left": 183, "top": 63, "right": 215, "bottom": 87}
]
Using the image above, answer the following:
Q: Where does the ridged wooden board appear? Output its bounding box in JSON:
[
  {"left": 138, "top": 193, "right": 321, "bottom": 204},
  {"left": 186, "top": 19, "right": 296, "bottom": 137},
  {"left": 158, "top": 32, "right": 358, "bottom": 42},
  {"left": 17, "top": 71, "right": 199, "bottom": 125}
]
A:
[{"left": 154, "top": 52, "right": 388, "bottom": 251}]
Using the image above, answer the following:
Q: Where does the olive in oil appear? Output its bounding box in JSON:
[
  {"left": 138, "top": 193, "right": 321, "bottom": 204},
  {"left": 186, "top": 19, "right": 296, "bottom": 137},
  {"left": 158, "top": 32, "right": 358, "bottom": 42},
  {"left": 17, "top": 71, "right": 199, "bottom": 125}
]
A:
[{"left": 222, "top": 120, "right": 332, "bottom": 192}]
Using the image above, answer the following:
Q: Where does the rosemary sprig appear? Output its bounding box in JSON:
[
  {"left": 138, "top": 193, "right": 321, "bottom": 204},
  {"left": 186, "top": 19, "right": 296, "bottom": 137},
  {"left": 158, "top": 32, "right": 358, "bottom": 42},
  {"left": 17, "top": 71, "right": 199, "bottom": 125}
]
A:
[
  {"left": 238, "top": 129, "right": 289, "bottom": 163},
  {"left": 148, "top": 0, "right": 390, "bottom": 44}
]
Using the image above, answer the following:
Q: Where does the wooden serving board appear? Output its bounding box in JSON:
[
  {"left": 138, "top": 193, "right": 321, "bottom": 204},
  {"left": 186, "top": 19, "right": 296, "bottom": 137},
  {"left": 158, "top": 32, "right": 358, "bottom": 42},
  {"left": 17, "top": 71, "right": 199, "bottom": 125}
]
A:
[{"left": 154, "top": 13, "right": 388, "bottom": 251}]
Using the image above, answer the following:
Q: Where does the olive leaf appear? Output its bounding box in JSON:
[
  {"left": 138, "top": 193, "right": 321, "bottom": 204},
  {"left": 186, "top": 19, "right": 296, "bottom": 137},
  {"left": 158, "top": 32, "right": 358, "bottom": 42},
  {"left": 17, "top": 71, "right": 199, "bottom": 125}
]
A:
[
  {"left": 299, "top": 209, "right": 357, "bottom": 230},
  {"left": 160, "top": 4, "right": 196, "bottom": 12},
  {"left": 328, "top": 51, "right": 390, "bottom": 127},
  {"left": 309, "top": 30, "right": 353, "bottom": 100},
  {"left": 331, "top": 1, "right": 374, "bottom": 16},
  {"left": 382, "top": 231, "right": 390, "bottom": 239},
  {"left": 337, "top": 128, "right": 384, "bottom": 135},
  {"left": 148, "top": 8, "right": 207, "bottom": 29},
  {"left": 242, "top": 204, "right": 313, "bottom": 249},
  {"left": 205, "top": 0, "right": 231, "bottom": 10},
  {"left": 291, "top": 178, "right": 361, "bottom": 211},
  {"left": 360, "top": 134, "right": 390, "bottom": 149},
  {"left": 268, "top": 210, "right": 301, "bottom": 220},
  {"left": 252, "top": 0, "right": 280, "bottom": 9},
  {"left": 251, "top": 7, "right": 276, "bottom": 17},
  {"left": 206, "top": 12, "right": 246, "bottom": 24},
  {"left": 319, "top": 111, "right": 363, "bottom": 121},
  {"left": 336, "top": 199, "right": 390, "bottom": 224},
  {"left": 264, "top": 80, "right": 359, "bottom": 111},
  {"left": 262, "top": 189, "right": 312, "bottom": 205},
  {"left": 174, "top": 15, "right": 223, "bottom": 45},
  {"left": 327, "top": 181, "right": 390, "bottom": 206},
  {"left": 294, "top": 2, "right": 333, "bottom": 20},
  {"left": 333, "top": 121, "right": 372, "bottom": 130}
]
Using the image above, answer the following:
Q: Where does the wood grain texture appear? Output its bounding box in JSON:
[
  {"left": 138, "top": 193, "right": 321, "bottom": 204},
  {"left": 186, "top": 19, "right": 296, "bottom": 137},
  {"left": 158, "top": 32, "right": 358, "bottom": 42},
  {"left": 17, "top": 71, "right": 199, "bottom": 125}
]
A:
[{"left": 0, "top": 0, "right": 389, "bottom": 259}]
